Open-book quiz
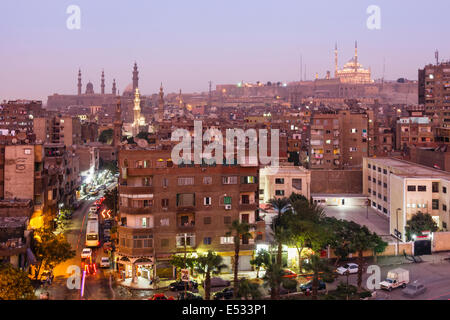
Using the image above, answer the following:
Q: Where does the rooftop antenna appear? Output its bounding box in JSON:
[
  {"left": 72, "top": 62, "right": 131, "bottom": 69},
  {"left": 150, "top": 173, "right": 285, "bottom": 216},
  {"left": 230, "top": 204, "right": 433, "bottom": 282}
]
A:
[
  {"left": 435, "top": 50, "right": 439, "bottom": 65},
  {"left": 208, "top": 81, "right": 212, "bottom": 108},
  {"left": 300, "top": 54, "right": 303, "bottom": 81},
  {"left": 382, "top": 57, "right": 386, "bottom": 87}
]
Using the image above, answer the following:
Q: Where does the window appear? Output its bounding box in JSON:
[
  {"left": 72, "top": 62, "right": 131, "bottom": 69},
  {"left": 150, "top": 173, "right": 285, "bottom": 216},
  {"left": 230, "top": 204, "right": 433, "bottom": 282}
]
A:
[
  {"left": 177, "top": 193, "right": 195, "bottom": 207},
  {"left": 162, "top": 178, "right": 168, "bottom": 187},
  {"left": 383, "top": 169, "right": 387, "bottom": 174},
  {"left": 275, "top": 190, "right": 285, "bottom": 196},
  {"left": 178, "top": 177, "right": 194, "bottom": 185},
  {"left": 142, "top": 177, "right": 152, "bottom": 186},
  {"left": 351, "top": 128, "right": 357, "bottom": 133},
  {"left": 432, "top": 199, "right": 439, "bottom": 210},
  {"left": 372, "top": 166, "right": 376, "bottom": 171},
  {"left": 220, "top": 237, "right": 234, "bottom": 244},
  {"left": 368, "top": 188, "right": 371, "bottom": 194},
  {"left": 203, "top": 217, "right": 212, "bottom": 225},
  {"left": 443, "top": 204, "right": 447, "bottom": 212},
  {"left": 384, "top": 183, "right": 387, "bottom": 188},
  {"left": 203, "top": 237, "right": 212, "bottom": 245},
  {"left": 160, "top": 218, "right": 169, "bottom": 226},
  {"left": 161, "top": 199, "right": 169, "bottom": 208},
  {"left": 241, "top": 194, "right": 250, "bottom": 204},
  {"left": 378, "top": 167, "right": 381, "bottom": 173},
  {"left": 443, "top": 187, "right": 447, "bottom": 194},
  {"left": 407, "top": 185, "right": 416, "bottom": 192},
  {"left": 203, "top": 176, "right": 212, "bottom": 185},
  {"left": 378, "top": 180, "right": 382, "bottom": 186},
  {"left": 143, "top": 200, "right": 152, "bottom": 208},
  {"left": 384, "top": 196, "right": 387, "bottom": 202},
  {"left": 368, "top": 164, "right": 371, "bottom": 169},
  {"left": 204, "top": 197, "right": 212, "bottom": 205},
  {"left": 24, "top": 148, "right": 31, "bottom": 155},
  {"left": 222, "top": 176, "right": 238, "bottom": 184},
  {"left": 368, "top": 175, "right": 371, "bottom": 181},
  {"left": 418, "top": 186, "right": 427, "bottom": 192},
  {"left": 349, "top": 147, "right": 357, "bottom": 152},
  {"left": 224, "top": 216, "right": 232, "bottom": 224},
  {"left": 292, "top": 179, "right": 302, "bottom": 190},
  {"left": 275, "top": 178, "right": 284, "bottom": 184},
  {"left": 432, "top": 182, "right": 439, "bottom": 193},
  {"left": 241, "top": 176, "right": 256, "bottom": 184}
]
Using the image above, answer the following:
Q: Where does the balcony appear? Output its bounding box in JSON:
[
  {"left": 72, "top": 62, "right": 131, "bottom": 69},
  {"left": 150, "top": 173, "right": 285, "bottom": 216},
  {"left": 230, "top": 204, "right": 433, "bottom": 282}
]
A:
[
  {"left": 119, "top": 206, "right": 153, "bottom": 215},
  {"left": 176, "top": 206, "right": 195, "bottom": 214},
  {"left": 119, "top": 185, "right": 154, "bottom": 195},
  {"left": 117, "top": 246, "right": 153, "bottom": 257},
  {"left": 126, "top": 168, "right": 155, "bottom": 176},
  {"left": 177, "top": 223, "right": 196, "bottom": 232},
  {"left": 239, "top": 183, "right": 258, "bottom": 192},
  {"left": 239, "top": 202, "right": 258, "bottom": 211}
]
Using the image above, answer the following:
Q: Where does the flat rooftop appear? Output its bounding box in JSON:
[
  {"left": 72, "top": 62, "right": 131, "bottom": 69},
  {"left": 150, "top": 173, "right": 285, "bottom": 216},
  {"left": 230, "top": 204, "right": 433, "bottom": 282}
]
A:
[{"left": 366, "top": 157, "right": 450, "bottom": 180}]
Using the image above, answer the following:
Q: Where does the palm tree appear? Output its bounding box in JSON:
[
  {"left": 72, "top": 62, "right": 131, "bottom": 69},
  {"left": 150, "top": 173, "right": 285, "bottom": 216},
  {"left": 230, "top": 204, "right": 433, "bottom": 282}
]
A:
[
  {"left": 303, "top": 254, "right": 332, "bottom": 300},
  {"left": 195, "top": 251, "right": 226, "bottom": 300},
  {"left": 226, "top": 220, "right": 252, "bottom": 299},
  {"left": 238, "top": 278, "right": 262, "bottom": 300},
  {"left": 268, "top": 197, "right": 291, "bottom": 266},
  {"left": 250, "top": 249, "right": 270, "bottom": 278},
  {"left": 262, "top": 257, "right": 284, "bottom": 300}
]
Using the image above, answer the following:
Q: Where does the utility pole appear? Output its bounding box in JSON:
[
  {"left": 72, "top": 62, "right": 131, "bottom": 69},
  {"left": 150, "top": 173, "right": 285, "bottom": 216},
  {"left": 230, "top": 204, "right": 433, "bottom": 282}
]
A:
[
  {"left": 396, "top": 208, "right": 401, "bottom": 255},
  {"left": 208, "top": 81, "right": 212, "bottom": 109}
]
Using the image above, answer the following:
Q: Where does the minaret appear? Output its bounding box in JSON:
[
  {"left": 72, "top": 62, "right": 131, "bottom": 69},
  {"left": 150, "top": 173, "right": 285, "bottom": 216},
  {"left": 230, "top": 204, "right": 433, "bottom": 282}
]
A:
[
  {"left": 77, "top": 69, "right": 82, "bottom": 95},
  {"left": 112, "top": 79, "right": 117, "bottom": 95},
  {"left": 132, "top": 62, "right": 139, "bottom": 92},
  {"left": 101, "top": 70, "right": 105, "bottom": 95},
  {"left": 178, "top": 89, "right": 183, "bottom": 110},
  {"left": 157, "top": 83, "right": 164, "bottom": 122},
  {"left": 334, "top": 42, "right": 338, "bottom": 78},
  {"left": 132, "top": 88, "right": 141, "bottom": 136},
  {"left": 354, "top": 41, "right": 358, "bottom": 71},
  {"left": 113, "top": 96, "right": 123, "bottom": 147}
]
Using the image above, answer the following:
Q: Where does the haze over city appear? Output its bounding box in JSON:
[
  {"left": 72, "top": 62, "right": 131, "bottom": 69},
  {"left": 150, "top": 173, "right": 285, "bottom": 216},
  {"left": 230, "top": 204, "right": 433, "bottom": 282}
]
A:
[{"left": 1, "top": 0, "right": 450, "bottom": 101}]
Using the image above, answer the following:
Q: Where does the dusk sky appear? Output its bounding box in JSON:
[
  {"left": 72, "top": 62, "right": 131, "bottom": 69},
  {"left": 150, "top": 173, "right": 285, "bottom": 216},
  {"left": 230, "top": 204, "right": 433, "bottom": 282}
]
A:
[{"left": 1, "top": 0, "right": 449, "bottom": 102}]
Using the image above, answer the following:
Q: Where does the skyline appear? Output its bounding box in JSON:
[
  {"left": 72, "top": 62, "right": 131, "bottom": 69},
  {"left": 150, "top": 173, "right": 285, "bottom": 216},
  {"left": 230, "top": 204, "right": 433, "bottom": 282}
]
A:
[{"left": 1, "top": 0, "right": 450, "bottom": 101}]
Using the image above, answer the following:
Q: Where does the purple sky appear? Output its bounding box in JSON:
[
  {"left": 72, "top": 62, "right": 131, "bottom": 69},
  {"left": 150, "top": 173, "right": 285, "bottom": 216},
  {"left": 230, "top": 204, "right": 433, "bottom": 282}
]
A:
[{"left": 1, "top": 0, "right": 449, "bottom": 102}]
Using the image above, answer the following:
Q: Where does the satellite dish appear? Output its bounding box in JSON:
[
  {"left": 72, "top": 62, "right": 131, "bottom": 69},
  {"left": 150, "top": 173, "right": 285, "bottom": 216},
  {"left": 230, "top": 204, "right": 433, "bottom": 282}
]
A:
[
  {"left": 11, "top": 138, "right": 17, "bottom": 144},
  {"left": 137, "top": 138, "right": 148, "bottom": 148}
]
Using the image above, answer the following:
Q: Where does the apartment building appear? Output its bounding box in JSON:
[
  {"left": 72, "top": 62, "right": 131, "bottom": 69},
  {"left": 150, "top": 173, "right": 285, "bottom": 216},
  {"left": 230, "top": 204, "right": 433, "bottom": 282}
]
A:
[
  {"left": 259, "top": 165, "right": 311, "bottom": 203},
  {"left": 363, "top": 157, "right": 449, "bottom": 241},
  {"left": 395, "top": 116, "right": 434, "bottom": 150},
  {"left": 418, "top": 62, "right": 450, "bottom": 127},
  {"left": 116, "top": 146, "right": 264, "bottom": 283},
  {"left": 0, "top": 100, "right": 45, "bottom": 136},
  {"left": 34, "top": 115, "right": 82, "bottom": 146},
  {"left": 309, "top": 109, "right": 371, "bottom": 169}
]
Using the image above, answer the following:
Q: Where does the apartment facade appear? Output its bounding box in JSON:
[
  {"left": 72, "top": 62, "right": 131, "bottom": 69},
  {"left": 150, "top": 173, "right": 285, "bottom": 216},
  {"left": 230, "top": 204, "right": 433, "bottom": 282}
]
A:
[
  {"left": 363, "top": 157, "right": 449, "bottom": 241},
  {"left": 259, "top": 165, "right": 311, "bottom": 203},
  {"left": 116, "top": 147, "right": 265, "bottom": 283}
]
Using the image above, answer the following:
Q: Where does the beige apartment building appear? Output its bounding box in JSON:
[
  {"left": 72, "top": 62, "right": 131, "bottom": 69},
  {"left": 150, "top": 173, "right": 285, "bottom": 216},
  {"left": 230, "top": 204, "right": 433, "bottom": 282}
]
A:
[
  {"left": 259, "top": 165, "right": 311, "bottom": 203},
  {"left": 363, "top": 157, "right": 449, "bottom": 241}
]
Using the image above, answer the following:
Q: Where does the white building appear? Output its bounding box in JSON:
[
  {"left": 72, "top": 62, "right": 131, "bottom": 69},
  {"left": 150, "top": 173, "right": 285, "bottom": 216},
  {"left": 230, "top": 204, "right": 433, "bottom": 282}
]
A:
[{"left": 363, "top": 157, "right": 449, "bottom": 241}]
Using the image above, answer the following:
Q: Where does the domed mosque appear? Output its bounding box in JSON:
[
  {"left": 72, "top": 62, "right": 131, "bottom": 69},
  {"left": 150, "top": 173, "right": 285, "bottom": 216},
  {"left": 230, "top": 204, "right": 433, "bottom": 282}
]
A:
[{"left": 335, "top": 41, "right": 373, "bottom": 84}]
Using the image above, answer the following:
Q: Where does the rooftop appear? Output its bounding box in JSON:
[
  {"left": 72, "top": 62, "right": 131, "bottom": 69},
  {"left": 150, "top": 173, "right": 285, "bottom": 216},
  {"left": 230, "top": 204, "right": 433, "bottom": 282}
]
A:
[{"left": 0, "top": 216, "right": 29, "bottom": 228}]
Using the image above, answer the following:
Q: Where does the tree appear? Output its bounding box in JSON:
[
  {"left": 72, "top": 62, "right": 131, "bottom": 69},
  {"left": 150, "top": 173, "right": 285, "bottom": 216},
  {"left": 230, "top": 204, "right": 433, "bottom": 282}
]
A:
[
  {"left": 226, "top": 220, "right": 252, "bottom": 299},
  {"left": 262, "top": 256, "right": 284, "bottom": 300},
  {"left": 238, "top": 278, "right": 262, "bottom": 300},
  {"left": 303, "top": 254, "right": 332, "bottom": 300},
  {"left": 347, "top": 223, "right": 387, "bottom": 291},
  {"left": 250, "top": 249, "right": 270, "bottom": 278},
  {"left": 169, "top": 254, "right": 196, "bottom": 281},
  {"left": 33, "top": 228, "right": 75, "bottom": 279},
  {"left": 103, "top": 187, "right": 118, "bottom": 215},
  {"left": 98, "top": 129, "right": 113, "bottom": 144},
  {"left": 268, "top": 197, "right": 291, "bottom": 266},
  {"left": 323, "top": 217, "right": 353, "bottom": 266},
  {"left": 0, "top": 263, "right": 35, "bottom": 300},
  {"left": 288, "top": 192, "right": 308, "bottom": 205},
  {"left": 195, "top": 251, "right": 226, "bottom": 300},
  {"left": 405, "top": 211, "right": 439, "bottom": 241}
]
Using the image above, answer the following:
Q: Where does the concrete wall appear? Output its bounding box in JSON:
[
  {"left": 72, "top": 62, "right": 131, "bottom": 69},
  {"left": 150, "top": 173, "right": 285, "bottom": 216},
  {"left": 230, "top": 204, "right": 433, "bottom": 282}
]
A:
[
  {"left": 328, "top": 242, "right": 413, "bottom": 259},
  {"left": 433, "top": 232, "right": 450, "bottom": 252},
  {"left": 311, "top": 170, "right": 362, "bottom": 194}
]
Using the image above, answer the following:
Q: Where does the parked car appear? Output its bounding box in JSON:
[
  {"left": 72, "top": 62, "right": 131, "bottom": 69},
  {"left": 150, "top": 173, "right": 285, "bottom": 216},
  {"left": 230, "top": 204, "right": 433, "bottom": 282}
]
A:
[
  {"left": 169, "top": 280, "right": 198, "bottom": 291},
  {"left": 103, "top": 242, "right": 113, "bottom": 253},
  {"left": 177, "top": 291, "right": 203, "bottom": 300},
  {"left": 149, "top": 293, "right": 174, "bottom": 300},
  {"left": 81, "top": 248, "right": 92, "bottom": 259},
  {"left": 203, "top": 277, "right": 231, "bottom": 288},
  {"left": 282, "top": 269, "right": 298, "bottom": 279},
  {"left": 380, "top": 268, "right": 409, "bottom": 291},
  {"left": 300, "top": 280, "right": 326, "bottom": 292},
  {"left": 213, "top": 288, "right": 234, "bottom": 300},
  {"left": 402, "top": 281, "right": 427, "bottom": 297},
  {"left": 100, "top": 257, "right": 110, "bottom": 268},
  {"left": 336, "top": 263, "right": 359, "bottom": 275}
]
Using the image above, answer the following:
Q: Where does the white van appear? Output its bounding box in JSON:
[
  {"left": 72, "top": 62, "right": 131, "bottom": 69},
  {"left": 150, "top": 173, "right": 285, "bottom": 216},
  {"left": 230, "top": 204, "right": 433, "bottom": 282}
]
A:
[{"left": 380, "top": 268, "right": 410, "bottom": 291}]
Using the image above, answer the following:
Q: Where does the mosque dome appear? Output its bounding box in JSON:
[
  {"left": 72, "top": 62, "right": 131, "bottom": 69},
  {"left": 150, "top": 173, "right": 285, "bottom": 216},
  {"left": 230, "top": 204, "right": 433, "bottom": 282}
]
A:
[{"left": 86, "top": 82, "right": 94, "bottom": 94}]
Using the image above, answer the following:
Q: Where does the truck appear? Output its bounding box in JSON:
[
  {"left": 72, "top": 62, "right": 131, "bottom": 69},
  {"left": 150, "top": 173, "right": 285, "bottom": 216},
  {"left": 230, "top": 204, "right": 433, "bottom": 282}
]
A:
[{"left": 380, "top": 268, "right": 409, "bottom": 291}]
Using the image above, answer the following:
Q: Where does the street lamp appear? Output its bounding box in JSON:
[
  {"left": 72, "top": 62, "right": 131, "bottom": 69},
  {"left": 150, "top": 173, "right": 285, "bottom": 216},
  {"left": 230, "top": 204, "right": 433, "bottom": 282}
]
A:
[{"left": 396, "top": 208, "right": 401, "bottom": 255}]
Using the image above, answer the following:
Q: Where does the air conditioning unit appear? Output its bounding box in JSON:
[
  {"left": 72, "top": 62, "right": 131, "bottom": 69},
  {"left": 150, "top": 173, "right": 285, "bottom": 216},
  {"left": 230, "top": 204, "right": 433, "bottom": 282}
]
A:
[{"left": 225, "top": 204, "right": 232, "bottom": 210}]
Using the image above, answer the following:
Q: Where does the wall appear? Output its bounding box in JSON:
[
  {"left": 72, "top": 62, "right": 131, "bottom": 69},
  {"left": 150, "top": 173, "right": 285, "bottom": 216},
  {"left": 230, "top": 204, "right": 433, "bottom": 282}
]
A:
[
  {"left": 310, "top": 170, "right": 362, "bottom": 194},
  {"left": 433, "top": 232, "right": 450, "bottom": 252}
]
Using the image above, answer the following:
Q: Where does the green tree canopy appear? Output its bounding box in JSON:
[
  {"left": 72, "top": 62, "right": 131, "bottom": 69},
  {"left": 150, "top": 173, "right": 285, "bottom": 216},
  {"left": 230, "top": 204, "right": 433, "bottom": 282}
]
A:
[
  {"left": 405, "top": 211, "right": 439, "bottom": 241},
  {"left": 0, "top": 264, "right": 35, "bottom": 300},
  {"left": 195, "top": 251, "right": 226, "bottom": 300},
  {"left": 250, "top": 249, "right": 270, "bottom": 278}
]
